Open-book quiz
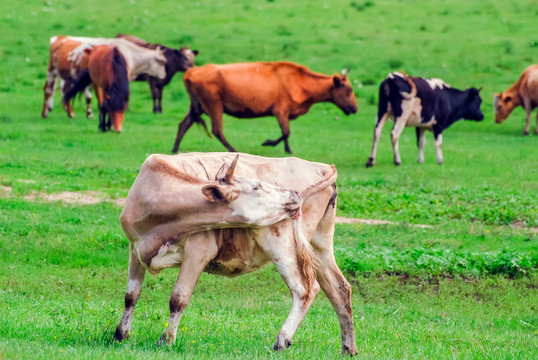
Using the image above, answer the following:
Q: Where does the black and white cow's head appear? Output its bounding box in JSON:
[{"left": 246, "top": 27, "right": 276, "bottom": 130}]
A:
[{"left": 462, "top": 88, "right": 484, "bottom": 121}]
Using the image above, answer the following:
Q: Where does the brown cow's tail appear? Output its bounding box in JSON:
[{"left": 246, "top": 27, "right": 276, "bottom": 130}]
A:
[{"left": 293, "top": 217, "right": 317, "bottom": 305}]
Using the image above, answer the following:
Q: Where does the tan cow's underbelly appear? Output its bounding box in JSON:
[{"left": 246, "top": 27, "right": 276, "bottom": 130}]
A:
[{"left": 143, "top": 228, "right": 272, "bottom": 276}]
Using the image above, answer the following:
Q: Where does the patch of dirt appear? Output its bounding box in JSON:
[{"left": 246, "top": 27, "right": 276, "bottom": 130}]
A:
[
  {"left": 0, "top": 186, "right": 12, "bottom": 197},
  {"left": 335, "top": 216, "right": 433, "bottom": 229},
  {"left": 23, "top": 190, "right": 124, "bottom": 206}
]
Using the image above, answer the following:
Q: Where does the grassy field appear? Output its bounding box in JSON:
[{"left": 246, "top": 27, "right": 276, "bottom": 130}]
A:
[{"left": 1, "top": 0, "right": 537, "bottom": 358}]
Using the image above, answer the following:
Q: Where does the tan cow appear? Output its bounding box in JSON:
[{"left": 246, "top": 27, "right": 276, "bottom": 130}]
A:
[
  {"left": 494, "top": 65, "right": 538, "bottom": 135},
  {"left": 172, "top": 62, "right": 358, "bottom": 154},
  {"left": 42, "top": 35, "right": 167, "bottom": 118},
  {"left": 113, "top": 153, "right": 357, "bottom": 356}
]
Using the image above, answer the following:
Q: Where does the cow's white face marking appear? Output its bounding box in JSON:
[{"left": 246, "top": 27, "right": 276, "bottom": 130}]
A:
[
  {"left": 230, "top": 177, "right": 301, "bottom": 226},
  {"left": 426, "top": 78, "right": 449, "bottom": 89}
]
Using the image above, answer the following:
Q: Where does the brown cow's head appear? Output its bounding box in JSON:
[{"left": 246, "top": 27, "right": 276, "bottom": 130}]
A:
[
  {"left": 331, "top": 69, "right": 358, "bottom": 115},
  {"left": 494, "top": 92, "right": 518, "bottom": 124},
  {"left": 201, "top": 155, "right": 303, "bottom": 226}
]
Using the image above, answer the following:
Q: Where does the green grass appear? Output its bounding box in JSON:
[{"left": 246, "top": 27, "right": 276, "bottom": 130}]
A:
[{"left": 1, "top": 0, "right": 537, "bottom": 358}]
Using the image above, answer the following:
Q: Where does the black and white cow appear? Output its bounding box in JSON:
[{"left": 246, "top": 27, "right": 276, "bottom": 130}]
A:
[{"left": 365, "top": 72, "right": 484, "bottom": 167}]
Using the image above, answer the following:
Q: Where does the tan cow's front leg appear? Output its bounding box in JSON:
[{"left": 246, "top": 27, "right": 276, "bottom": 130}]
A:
[
  {"left": 256, "top": 224, "right": 320, "bottom": 351},
  {"left": 113, "top": 244, "right": 146, "bottom": 342},
  {"left": 157, "top": 232, "right": 218, "bottom": 346}
]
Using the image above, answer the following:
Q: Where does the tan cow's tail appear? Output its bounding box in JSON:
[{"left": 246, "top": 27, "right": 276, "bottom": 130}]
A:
[
  {"left": 293, "top": 217, "right": 317, "bottom": 305},
  {"left": 299, "top": 165, "right": 337, "bottom": 198}
]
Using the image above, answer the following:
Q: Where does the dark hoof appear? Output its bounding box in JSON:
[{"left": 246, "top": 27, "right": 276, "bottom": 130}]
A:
[
  {"left": 342, "top": 345, "right": 358, "bottom": 356},
  {"left": 273, "top": 339, "right": 292, "bottom": 351},
  {"left": 262, "top": 140, "right": 275, "bottom": 146},
  {"left": 394, "top": 161, "right": 401, "bottom": 166},
  {"left": 523, "top": 131, "right": 529, "bottom": 136},
  {"left": 113, "top": 327, "right": 128, "bottom": 343},
  {"left": 366, "top": 158, "right": 374, "bottom": 168}
]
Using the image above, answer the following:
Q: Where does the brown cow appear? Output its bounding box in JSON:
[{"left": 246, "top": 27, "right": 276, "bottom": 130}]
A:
[
  {"left": 113, "top": 152, "right": 357, "bottom": 356},
  {"left": 494, "top": 65, "right": 538, "bottom": 135},
  {"left": 172, "top": 62, "right": 358, "bottom": 154}
]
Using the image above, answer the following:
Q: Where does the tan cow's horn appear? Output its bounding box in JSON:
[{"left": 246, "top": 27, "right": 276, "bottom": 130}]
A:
[{"left": 224, "top": 155, "right": 239, "bottom": 183}]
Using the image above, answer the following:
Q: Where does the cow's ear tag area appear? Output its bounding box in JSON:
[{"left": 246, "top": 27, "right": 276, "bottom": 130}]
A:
[{"left": 202, "top": 185, "right": 238, "bottom": 203}]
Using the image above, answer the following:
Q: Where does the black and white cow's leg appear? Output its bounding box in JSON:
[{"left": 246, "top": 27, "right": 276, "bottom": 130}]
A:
[
  {"left": 113, "top": 244, "right": 146, "bottom": 342},
  {"left": 366, "top": 113, "right": 388, "bottom": 167},
  {"left": 416, "top": 127, "right": 426, "bottom": 163},
  {"left": 157, "top": 232, "right": 218, "bottom": 346},
  {"left": 257, "top": 225, "right": 320, "bottom": 351},
  {"left": 84, "top": 86, "right": 93, "bottom": 118},
  {"left": 433, "top": 130, "right": 444, "bottom": 164},
  {"left": 390, "top": 116, "right": 407, "bottom": 166}
]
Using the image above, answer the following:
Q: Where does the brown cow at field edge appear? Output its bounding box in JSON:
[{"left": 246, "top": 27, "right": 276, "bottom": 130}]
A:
[
  {"left": 172, "top": 61, "right": 358, "bottom": 154},
  {"left": 494, "top": 65, "right": 538, "bottom": 135}
]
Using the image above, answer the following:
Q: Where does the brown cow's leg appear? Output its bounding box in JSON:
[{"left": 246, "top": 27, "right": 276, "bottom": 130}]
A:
[
  {"left": 157, "top": 232, "right": 218, "bottom": 346},
  {"left": 42, "top": 70, "right": 58, "bottom": 118},
  {"left": 113, "top": 244, "right": 146, "bottom": 342},
  {"left": 206, "top": 107, "right": 236, "bottom": 152},
  {"left": 523, "top": 102, "right": 531, "bottom": 135},
  {"left": 262, "top": 114, "right": 292, "bottom": 153},
  {"left": 534, "top": 110, "right": 538, "bottom": 135},
  {"left": 61, "top": 80, "right": 75, "bottom": 118},
  {"left": 172, "top": 112, "right": 195, "bottom": 153}
]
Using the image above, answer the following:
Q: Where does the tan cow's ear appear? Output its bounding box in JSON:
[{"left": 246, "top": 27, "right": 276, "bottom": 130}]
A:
[
  {"left": 202, "top": 185, "right": 239, "bottom": 203},
  {"left": 215, "top": 164, "right": 226, "bottom": 181}
]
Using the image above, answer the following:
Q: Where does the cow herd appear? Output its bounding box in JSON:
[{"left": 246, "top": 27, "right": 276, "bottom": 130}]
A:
[
  {"left": 40, "top": 34, "right": 537, "bottom": 356},
  {"left": 43, "top": 35, "right": 538, "bottom": 165}
]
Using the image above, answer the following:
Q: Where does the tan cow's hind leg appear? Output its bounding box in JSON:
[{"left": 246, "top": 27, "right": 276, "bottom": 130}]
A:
[
  {"left": 113, "top": 244, "right": 146, "bottom": 343},
  {"left": 157, "top": 232, "right": 218, "bottom": 346},
  {"left": 310, "top": 195, "right": 357, "bottom": 356},
  {"left": 256, "top": 225, "right": 320, "bottom": 351},
  {"left": 315, "top": 251, "right": 357, "bottom": 355}
]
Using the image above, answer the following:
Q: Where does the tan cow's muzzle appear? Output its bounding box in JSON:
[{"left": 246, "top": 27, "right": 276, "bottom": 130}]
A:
[{"left": 285, "top": 190, "right": 303, "bottom": 219}]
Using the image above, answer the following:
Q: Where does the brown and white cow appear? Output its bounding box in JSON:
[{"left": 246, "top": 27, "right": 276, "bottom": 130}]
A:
[
  {"left": 42, "top": 36, "right": 167, "bottom": 118},
  {"left": 172, "top": 62, "right": 358, "bottom": 154},
  {"left": 494, "top": 65, "right": 538, "bottom": 135},
  {"left": 113, "top": 153, "right": 357, "bottom": 356}
]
